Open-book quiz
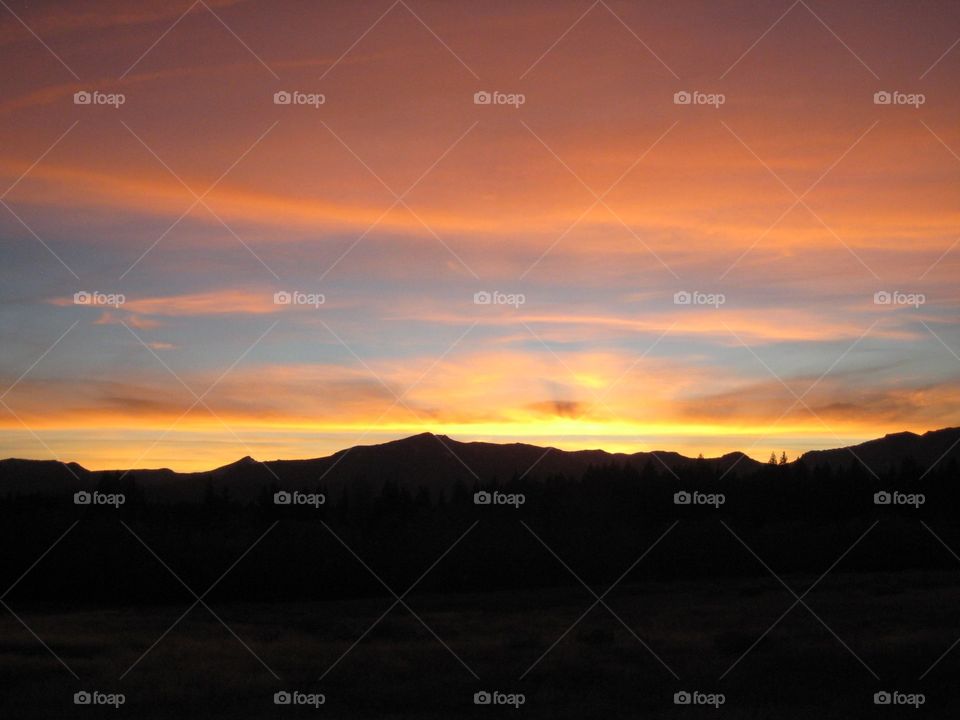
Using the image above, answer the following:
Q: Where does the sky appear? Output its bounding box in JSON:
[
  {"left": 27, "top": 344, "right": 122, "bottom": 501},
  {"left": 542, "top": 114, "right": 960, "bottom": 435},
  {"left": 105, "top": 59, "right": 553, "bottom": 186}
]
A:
[{"left": 0, "top": 0, "right": 958, "bottom": 471}]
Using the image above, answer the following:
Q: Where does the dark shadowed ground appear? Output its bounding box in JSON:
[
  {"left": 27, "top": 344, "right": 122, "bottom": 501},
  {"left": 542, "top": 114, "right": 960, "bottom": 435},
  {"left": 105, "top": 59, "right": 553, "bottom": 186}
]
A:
[{"left": 2, "top": 568, "right": 958, "bottom": 718}]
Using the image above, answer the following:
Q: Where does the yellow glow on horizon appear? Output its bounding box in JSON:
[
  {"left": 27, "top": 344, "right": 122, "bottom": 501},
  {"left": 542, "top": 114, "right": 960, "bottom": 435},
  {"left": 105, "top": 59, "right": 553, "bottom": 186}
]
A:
[{"left": 0, "top": 413, "right": 920, "bottom": 472}]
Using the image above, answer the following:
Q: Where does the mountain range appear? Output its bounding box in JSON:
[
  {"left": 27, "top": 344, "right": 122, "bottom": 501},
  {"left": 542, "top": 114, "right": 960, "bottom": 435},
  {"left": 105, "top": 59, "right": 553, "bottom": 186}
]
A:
[{"left": 2, "top": 427, "right": 958, "bottom": 503}]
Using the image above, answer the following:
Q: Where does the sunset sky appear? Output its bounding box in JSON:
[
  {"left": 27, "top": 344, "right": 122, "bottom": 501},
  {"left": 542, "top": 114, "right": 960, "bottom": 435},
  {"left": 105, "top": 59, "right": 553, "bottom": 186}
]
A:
[{"left": 1, "top": 0, "right": 959, "bottom": 470}]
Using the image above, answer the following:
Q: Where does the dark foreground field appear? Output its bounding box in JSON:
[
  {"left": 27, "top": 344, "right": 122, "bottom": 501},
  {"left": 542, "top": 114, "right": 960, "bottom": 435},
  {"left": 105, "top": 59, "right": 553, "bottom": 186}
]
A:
[
  {"left": 2, "top": 568, "right": 959, "bottom": 718},
  {"left": 4, "top": 440, "right": 960, "bottom": 717}
]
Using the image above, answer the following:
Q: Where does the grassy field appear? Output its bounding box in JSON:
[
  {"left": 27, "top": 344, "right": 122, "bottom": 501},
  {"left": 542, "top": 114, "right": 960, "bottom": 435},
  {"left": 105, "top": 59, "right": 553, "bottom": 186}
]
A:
[{"left": 1, "top": 569, "right": 958, "bottom": 718}]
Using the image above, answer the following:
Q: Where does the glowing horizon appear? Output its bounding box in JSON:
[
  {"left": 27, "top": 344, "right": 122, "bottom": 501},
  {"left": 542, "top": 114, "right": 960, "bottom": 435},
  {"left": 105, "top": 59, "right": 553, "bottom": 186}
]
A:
[{"left": 2, "top": 0, "right": 959, "bottom": 472}]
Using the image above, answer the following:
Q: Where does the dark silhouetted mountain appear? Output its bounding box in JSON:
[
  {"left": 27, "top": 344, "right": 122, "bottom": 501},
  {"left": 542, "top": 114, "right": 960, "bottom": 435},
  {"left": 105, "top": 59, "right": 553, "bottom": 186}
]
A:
[
  {"left": 2, "top": 428, "right": 958, "bottom": 503},
  {"left": 799, "top": 426, "right": 960, "bottom": 474}
]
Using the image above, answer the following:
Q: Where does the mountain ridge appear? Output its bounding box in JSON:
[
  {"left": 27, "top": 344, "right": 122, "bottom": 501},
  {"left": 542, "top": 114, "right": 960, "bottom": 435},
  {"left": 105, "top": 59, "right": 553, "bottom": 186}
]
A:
[{"left": 2, "top": 427, "right": 959, "bottom": 503}]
